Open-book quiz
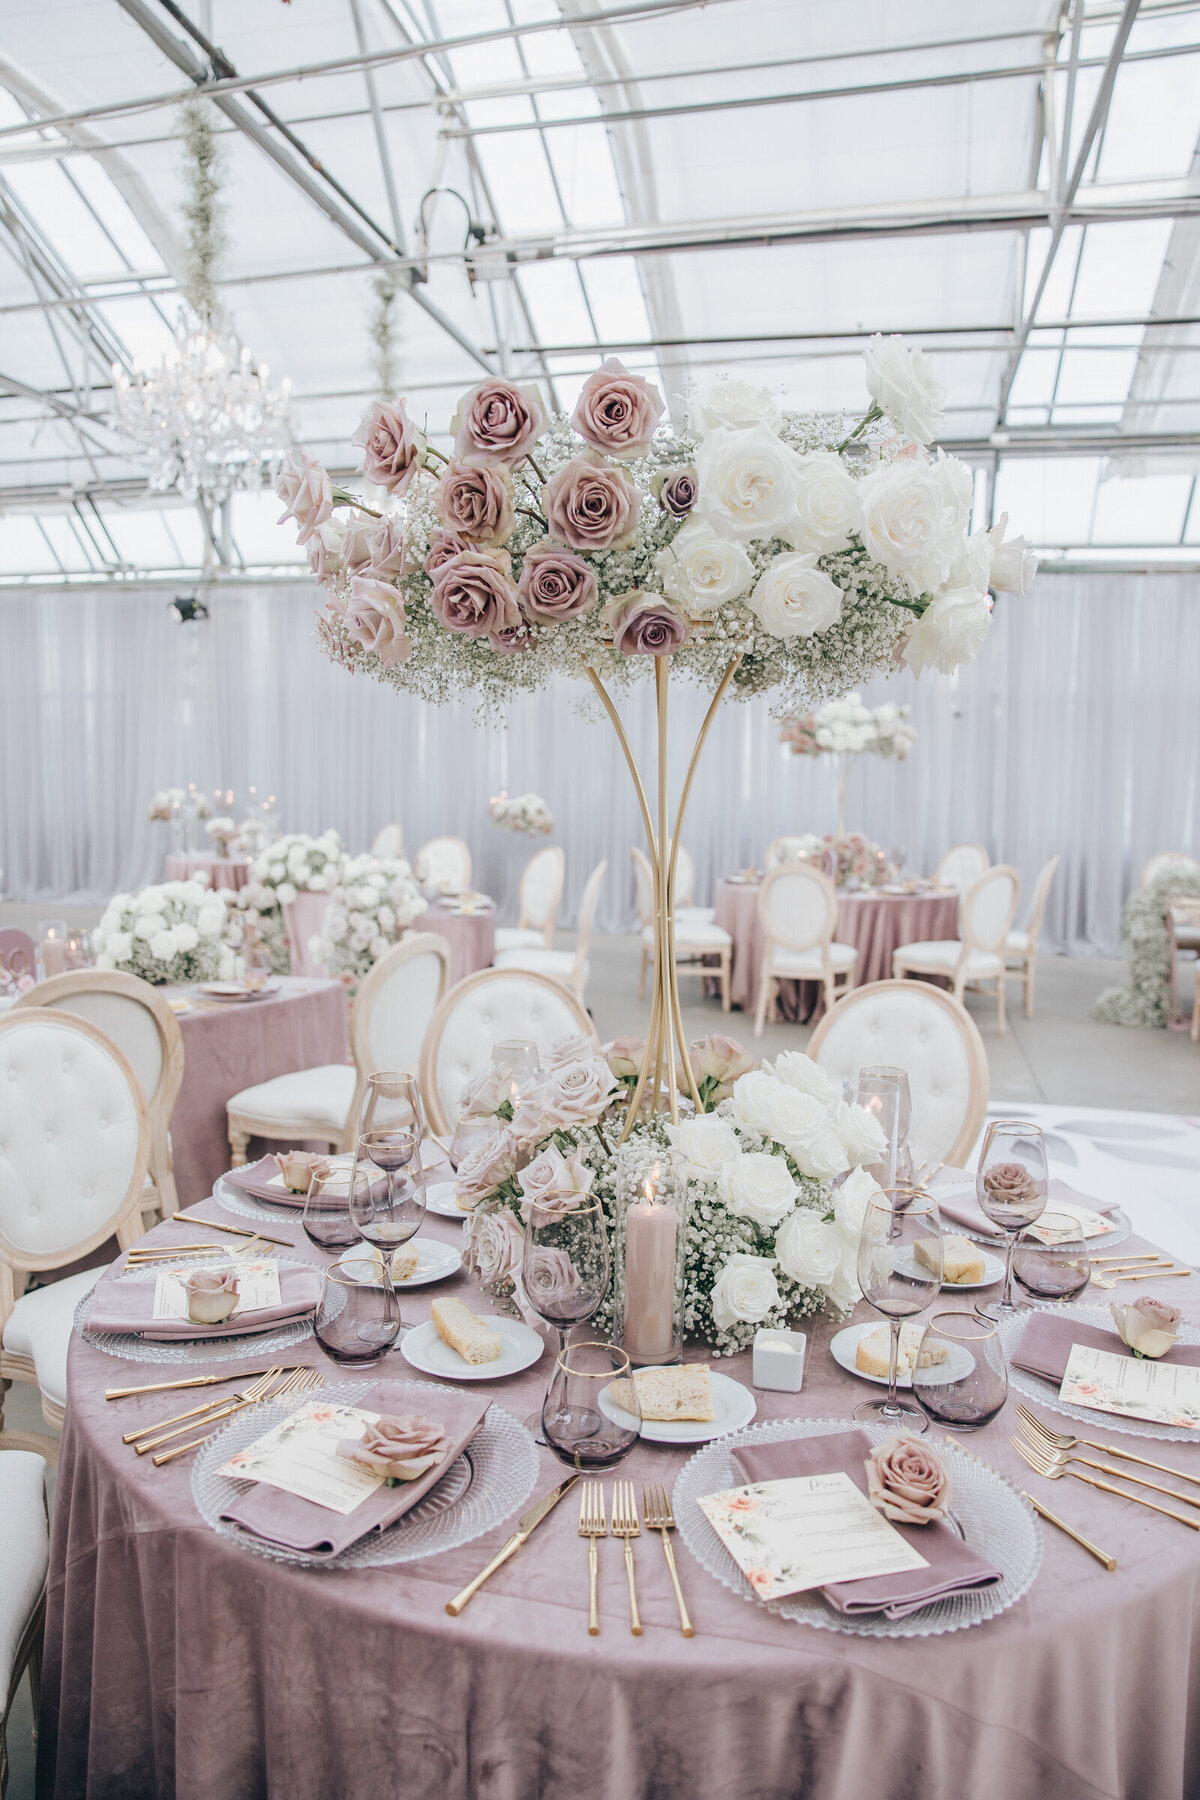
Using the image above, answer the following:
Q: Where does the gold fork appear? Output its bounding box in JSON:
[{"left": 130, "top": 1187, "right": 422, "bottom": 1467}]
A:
[
  {"left": 643, "top": 1484, "right": 693, "bottom": 1638},
  {"left": 124, "top": 1366, "right": 284, "bottom": 1448},
  {"left": 1014, "top": 1425, "right": 1200, "bottom": 1513},
  {"left": 610, "top": 1480, "right": 642, "bottom": 1636},
  {"left": 1011, "top": 1436, "right": 1200, "bottom": 1530},
  {"left": 1017, "top": 1405, "right": 1200, "bottom": 1491},
  {"left": 578, "top": 1482, "right": 606, "bottom": 1636},
  {"left": 152, "top": 1368, "right": 325, "bottom": 1467}
]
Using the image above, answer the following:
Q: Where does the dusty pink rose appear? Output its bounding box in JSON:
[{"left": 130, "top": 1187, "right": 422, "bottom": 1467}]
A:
[
  {"left": 689, "top": 1033, "right": 755, "bottom": 1101},
  {"left": 602, "top": 1035, "right": 645, "bottom": 1081},
  {"left": 515, "top": 1143, "right": 595, "bottom": 1223},
  {"left": 306, "top": 522, "right": 342, "bottom": 582},
  {"left": 273, "top": 1150, "right": 333, "bottom": 1193},
  {"left": 430, "top": 551, "right": 522, "bottom": 639},
  {"left": 462, "top": 1207, "right": 525, "bottom": 1287},
  {"left": 184, "top": 1268, "right": 239, "bottom": 1325},
  {"left": 546, "top": 1033, "right": 600, "bottom": 1070},
  {"left": 865, "top": 1430, "right": 951, "bottom": 1525},
  {"left": 513, "top": 1059, "right": 618, "bottom": 1139},
  {"left": 434, "top": 456, "right": 514, "bottom": 545},
  {"left": 337, "top": 1413, "right": 450, "bottom": 1480},
  {"left": 653, "top": 465, "right": 698, "bottom": 517},
  {"left": 542, "top": 453, "right": 640, "bottom": 553},
  {"left": 452, "top": 378, "right": 545, "bottom": 465},
  {"left": 339, "top": 517, "right": 376, "bottom": 575},
  {"left": 353, "top": 400, "right": 425, "bottom": 495},
  {"left": 424, "top": 528, "right": 471, "bottom": 576},
  {"left": 455, "top": 1127, "right": 521, "bottom": 1206},
  {"left": 277, "top": 453, "right": 333, "bottom": 545},
  {"left": 346, "top": 577, "right": 413, "bottom": 667},
  {"left": 522, "top": 1247, "right": 582, "bottom": 1319},
  {"left": 982, "top": 1162, "right": 1044, "bottom": 1206},
  {"left": 363, "top": 514, "right": 411, "bottom": 581},
  {"left": 488, "top": 619, "right": 535, "bottom": 655},
  {"left": 602, "top": 591, "right": 690, "bottom": 657},
  {"left": 1112, "top": 1297, "right": 1183, "bottom": 1359},
  {"left": 518, "top": 543, "right": 598, "bottom": 622},
  {"left": 571, "top": 357, "right": 664, "bottom": 459}
]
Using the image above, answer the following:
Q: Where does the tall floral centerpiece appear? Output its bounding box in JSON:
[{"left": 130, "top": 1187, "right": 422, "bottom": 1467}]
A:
[
  {"left": 489, "top": 791, "right": 554, "bottom": 836},
  {"left": 781, "top": 692, "right": 917, "bottom": 836},
  {"left": 282, "top": 337, "right": 1034, "bottom": 1119},
  {"left": 237, "top": 830, "right": 345, "bottom": 975}
]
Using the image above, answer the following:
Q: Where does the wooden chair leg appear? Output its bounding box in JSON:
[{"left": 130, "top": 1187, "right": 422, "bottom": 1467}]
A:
[
  {"left": 996, "top": 975, "right": 1007, "bottom": 1036},
  {"left": 638, "top": 946, "right": 648, "bottom": 1001},
  {"left": 753, "top": 970, "right": 771, "bottom": 1038},
  {"left": 228, "top": 1118, "right": 251, "bottom": 1169},
  {"left": 720, "top": 949, "right": 731, "bottom": 1013},
  {"left": 1024, "top": 955, "right": 1036, "bottom": 1020}
]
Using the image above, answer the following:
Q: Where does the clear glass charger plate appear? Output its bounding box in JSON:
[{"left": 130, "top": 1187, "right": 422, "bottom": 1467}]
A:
[
  {"left": 74, "top": 1255, "right": 316, "bottom": 1365},
  {"left": 997, "top": 1301, "right": 1200, "bottom": 1442},
  {"left": 191, "top": 1377, "right": 538, "bottom": 1569},
  {"left": 213, "top": 1171, "right": 307, "bottom": 1225},
  {"left": 672, "top": 1417, "right": 1041, "bottom": 1639},
  {"left": 955, "top": 1209, "right": 1132, "bottom": 1252}
]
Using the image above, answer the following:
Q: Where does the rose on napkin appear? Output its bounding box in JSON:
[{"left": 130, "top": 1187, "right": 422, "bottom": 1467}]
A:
[
  {"left": 336, "top": 1413, "right": 450, "bottom": 1485},
  {"left": 1111, "top": 1297, "right": 1183, "bottom": 1360},
  {"left": 273, "top": 1150, "right": 333, "bottom": 1194},
  {"left": 865, "top": 1431, "right": 951, "bottom": 1525},
  {"left": 184, "top": 1268, "right": 240, "bottom": 1325}
]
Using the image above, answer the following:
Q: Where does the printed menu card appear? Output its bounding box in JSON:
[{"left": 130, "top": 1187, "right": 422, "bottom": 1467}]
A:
[
  {"left": 698, "top": 1473, "right": 929, "bottom": 1602},
  {"left": 152, "top": 1260, "right": 281, "bottom": 1321},
  {"left": 1061, "top": 1344, "right": 1200, "bottom": 1429},
  {"left": 219, "top": 1401, "right": 386, "bottom": 1514}
]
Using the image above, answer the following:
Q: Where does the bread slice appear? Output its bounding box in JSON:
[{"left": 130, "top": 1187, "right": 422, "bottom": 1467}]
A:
[
  {"left": 914, "top": 1233, "right": 985, "bottom": 1285},
  {"left": 431, "top": 1297, "right": 502, "bottom": 1365},
  {"left": 609, "top": 1364, "right": 716, "bottom": 1423},
  {"left": 391, "top": 1246, "right": 420, "bottom": 1282},
  {"left": 856, "top": 1321, "right": 949, "bottom": 1380}
]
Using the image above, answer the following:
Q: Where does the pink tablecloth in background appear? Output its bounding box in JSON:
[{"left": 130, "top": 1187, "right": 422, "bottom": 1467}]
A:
[
  {"left": 170, "top": 976, "right": 349, "bottom": 1204},
  {"left": 422, "top": 896, "right": 496, "bottom": 985},
  {"left": 716, "top": 879, "right": 961, "bottom": 1021},
  {"left": 165, "top": 853, "right": 252, "bottom": 892}
]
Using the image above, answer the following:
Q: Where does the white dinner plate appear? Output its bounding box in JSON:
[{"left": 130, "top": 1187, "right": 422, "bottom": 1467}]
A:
[
  {"left": 830, "top": 1321, "right": 976, "bottom": 1389},
  {"left": 894, "top": 1245, "right": 1005, "bottom": 1291},
  {"left": 391, "top": 1237, "right": 462, "bottom": 1288},
  {"left": 424, "top": 1180, "right": 466, "bottom": 1218},
  {"left": 597, "top": 1370, "right": 756, "bottom": 1445},
  {"left": 195, "top": 979, "right": 280, "bottom": 1001},
  {"left": 400, "top": 1316, "right": 544, "bottom": 1382}
]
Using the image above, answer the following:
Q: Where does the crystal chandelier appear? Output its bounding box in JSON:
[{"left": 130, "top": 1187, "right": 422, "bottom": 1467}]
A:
[{"left": 111, "top": 310, "right": 295, "bottom": 508}]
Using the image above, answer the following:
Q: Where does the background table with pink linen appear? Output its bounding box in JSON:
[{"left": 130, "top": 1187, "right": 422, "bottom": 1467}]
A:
[
  {"left": 38, "top": 1188, "right": 1200, "bottom": 1800},
  {"left": 715, "top": 879, "right": 961, "bottom": 1021},
  {"left": 422, "top": 895, "right": 496, "bottom": 986},
  {"left": 170, "top": 976, "right": 349, "bottom": 1204},
  {"left": 165, "top": 852, "right": 252, "bottom": 892}
]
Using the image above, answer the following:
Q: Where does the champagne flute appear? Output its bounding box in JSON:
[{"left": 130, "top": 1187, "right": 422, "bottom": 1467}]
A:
[
  {"left": 854, "top": 1191, "right": 942, "bottom": 1432},
  {"left": 861, "top": 1064, "right": 914, "bottom": 1190},
  {"left": 543, "top": 1341, "right": 641, "bottom": 1472},
  {"left": 975, "top": 1121, "right": 1049, "bottom": 1321},
  {"left": 520, "top": 1198, "right": 611, "bottom": 1432}
]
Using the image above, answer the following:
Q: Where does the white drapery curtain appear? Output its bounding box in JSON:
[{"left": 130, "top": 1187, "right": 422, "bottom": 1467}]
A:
[{"left": 3, "top": 573, "right": 1197, "bottom": 952}]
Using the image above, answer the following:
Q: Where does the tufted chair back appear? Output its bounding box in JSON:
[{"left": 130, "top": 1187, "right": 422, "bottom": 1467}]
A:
[
  {"left": 415, "top": 836, "right": 473, "bottom": 891},
  {"left": 350, "top": 932, "right": 448, "bottom": 1095},
  {"left": 961, "top": 866, "right": 1019, "bottom": 954},
  {"left": 370, "top": 822, "right": 404, "bottom": 860},
  {"left": 935, "top": 843, "right": 990, "bottom": 892},
  {"left": 418, "top": 969, "right": 596, "bottom": 1134},
  {"left": 759, "top": 865, "right": 836, "bottom": 951},
  {"left": 14, "top": 970, "right": 179, "bottom": 1117},
  {"left": 0, "top": 1011, "right": 150, "bottom": 1321},
  {"left": 519, "top": 847, "right": 565, "bottom": 938},
  {"left": 808, "top": 978, "right": 988, "bottom": 1168}
]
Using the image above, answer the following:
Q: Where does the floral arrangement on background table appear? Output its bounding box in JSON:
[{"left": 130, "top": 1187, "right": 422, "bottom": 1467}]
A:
[
  {"left": 147, "top": 787, "right": 187, "bottom": 823},
  {"left": 204, "top": 816, "right": 239, "bottom": 858},
  {"left": 488, "top": 790, "right": 554, "bottom": 836},
  {"left": 780, "top": 693, "right": 916, "bottom": 759},
  {"left": 94, "top": 876, "right": 242, "bottom": 984},
  {"left": 775, "top": 830, "right": 887, "bottom": 887},
  {"left": 313, "top": 853, "right": 428, "bottom": 988},
  {"left": 455, "top": 1036, "right": 886, "bottom": 1355},
  {"left": 1094, "top": 867, "right": 1200, "bottom": 1028},
  {"left": 237, "top": 830, "right": 345, "bottom": 976}
]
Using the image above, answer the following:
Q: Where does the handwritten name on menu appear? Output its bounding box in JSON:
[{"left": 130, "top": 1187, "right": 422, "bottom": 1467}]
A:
[{"left": 1062, "top": 1343, "right": 1200, "bottom": 1430}]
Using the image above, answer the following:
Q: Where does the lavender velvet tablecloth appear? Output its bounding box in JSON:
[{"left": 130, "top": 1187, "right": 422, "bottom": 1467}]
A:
[
  {"left": 39, "top": 1194, "right": 1200, "bottom": 1800},
  {"left": 716, "top": 879, "right": 961, "bottom": 1021},
  {"left": 165, "top": 853, "right": 252, "bottom": 892},
  {"left": 170, "top": 977, "right": 349, "bottom": 1206},
  {"left": 422, "top": 896, "right": 497, "bottom": 986}
]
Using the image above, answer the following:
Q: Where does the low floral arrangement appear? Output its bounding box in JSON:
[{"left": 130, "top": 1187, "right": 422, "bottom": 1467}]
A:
[
  {"left": 313, "top": 853, "right": 428, "bottom": 987},
  {"left": 1093, "top": 867, "right": 1200, "bottom": 1028},
  {"left": 780, "top": 693, "right": 917, "bottom": 759},
  {"left": 205, "top": 816, "right": 238, "bottom": 857},
  {"left": 279, "top": 338, "right": 1035, "bottom": 717},
  {"left": 454, "top": 1035, "right": 885, "bottom": 1355},
  {"left": 94, "top": 876, "right": 242, "bottom": 985},
  {"left": 147, "top": 787, "right": 186, "bottom": 822},
  {"left": 488, "top": 790, "right": 554, "bottom": 836},
  {"left": 237, "top": 830, "right": 346, "bottom": 975},
  {"left": 776, "top": 830, "right": 886, "bottom": 886}
]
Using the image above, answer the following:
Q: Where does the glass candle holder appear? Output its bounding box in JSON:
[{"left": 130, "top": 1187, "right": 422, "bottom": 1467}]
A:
[{"left": 613, "top": 1144, "right": 689, "bottom": 1367}]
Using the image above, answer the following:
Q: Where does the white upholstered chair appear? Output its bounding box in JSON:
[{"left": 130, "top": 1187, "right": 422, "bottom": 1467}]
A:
[
  {"left": 1141, "top": 851, "right": 1200, "bottom": 888},
  {"left": 674, "top": 844, "right": 716, "bottom": 925},
  {"left": 226, "top": 933, "right": 450, "bottom": 1164},
  {"left": 631, "top": 848, "right": 731, "bottom": 1010},
  {"left": 1004, "top": 854, "right": 1059, "bottom": 1019},
  {"left": 13, "top": 970, "right": 184, "bottom": 1226},
  {"left": 934, "top": 843, "right": 990, "bottom": 891},
  {"left": 808, "top": 979, "right": 989, "bottom": 1169},
  {"left": 0, "top": 1450, "right": 48, "bottom": 1797},
  {"left": 494, "top": 846, "right": 566, "bottom": 955},
  {"left": 370, "top": 822, "right": 404, "bottom": 859},
  {"left": 415, "top": 836, "right": 472, "bottom": 891},
  {"left": 753, "top": 864, "right": 857, "bottom": 1035},
  {"left": 0, "top": 1011, "right": 150, "bottom": 1454},
  {"left": 418, "top": 968, "right": 596, "bottom": 1135},
  {"left": 492, "top": 861, "right": 607, "bottom": 1005},
  {"left": 893, "top": 865, "right": 1020, "bottom": 1033}
]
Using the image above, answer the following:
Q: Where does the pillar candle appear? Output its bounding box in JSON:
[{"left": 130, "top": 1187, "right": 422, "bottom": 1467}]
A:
[
  {"left": 624, "top": 1198, "right": 677, "bottom": 1363},
  {"left": 40, "top": 936, "right": 65, "bottom": 977}
]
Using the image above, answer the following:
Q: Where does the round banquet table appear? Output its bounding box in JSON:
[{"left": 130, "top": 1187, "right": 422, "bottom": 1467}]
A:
[
  {"left": 39, "top": 1186, "right": 1200, "bottom": 1800},
  {"left": 715, "top": 879, "right": 961, "bottom": 1021},
  {"left": 165, "top": 852, "right": 252, "bottom": 892},
  {"left": 170, "top": 976, "right": 349, "bottom": 1205},
  {"left": 422, "top": 895, "right": 497, "bottom": 986}
]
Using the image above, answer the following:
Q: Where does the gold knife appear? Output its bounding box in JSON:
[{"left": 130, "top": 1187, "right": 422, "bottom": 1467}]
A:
[{"left": 446, "top": 1475, "right": 579, "bottom": 1616}]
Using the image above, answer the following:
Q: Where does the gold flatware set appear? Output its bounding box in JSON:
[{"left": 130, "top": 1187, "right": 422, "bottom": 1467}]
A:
[
  {"left": 117, "top": 1365, "right": 325, "bottom": 1467},
  {"left": 1012, "top": 1403, "right": 1200, "bottom": 1557},
  {"left": 1088, "top": 1252, "right": 1191, "bottom": 1289},
  {"left": 575, "top": 1481, "right": 691, "bottom": 1637}
]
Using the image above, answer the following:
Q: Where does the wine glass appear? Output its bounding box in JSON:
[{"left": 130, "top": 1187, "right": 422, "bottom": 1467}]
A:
[
  {"left": 975, "top": 1121, "right": 1049, "bottom": 1321},
  {"left": 353, "top": 1131, "right": 427, "bottom": 1294},
  {"left": 860, "top": 1064, "right": 913, "bottom": 1188},
  {"left": 854, "top": 1191, "right": 942, "bottom": 1432},
  {"left": 314, "top": 1255, "right": 401, "bottom": 1363},
  {"left": 542, "top": 1340, "right": 641, "bottom": 1472},
  {"left": 359, "top": 1071, "right": 423, "bottom": 1142},
  {"left": 842, "top": 1073, "right": 901, "bottom": 1193},
  {"left": 1013, "top": 1212, "right": 1090, "bottom": 1302},
  {"left": 911, "top": 1312, "right": 1008, "bottom": 1430},
  {"left": 520, "top": 1197, "right": 611, "bottom": 1432},
  {"left": 888, "top": 844, "right": 907, "bottom": 876},
  {"left": 491, "top": 1039, "right": 541, "bottom": 1109},
  {"left": 302, "top": 1163, "right": 365, "bottom": 1252}
]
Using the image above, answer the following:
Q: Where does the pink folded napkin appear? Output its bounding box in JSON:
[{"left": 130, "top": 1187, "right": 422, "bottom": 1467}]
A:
[
  {"left": 86, "top": 1264, "right": 322, "bottom": 1341},
  {"left": 732, "top": 1430, "right": 1002, "bottom": 1620},
  {"left": 223, "top": 1156, "right": 316, "bottom": 1207},
  {"left": 933, "top": 1177, "right": 1115, "bottom": 1242},
  {"left": 219, "top": 1384, "right": 490, "bottom": 1558},
  {"left": 1011, "top": 1312, "right": 1200, "bottom": 1384}
]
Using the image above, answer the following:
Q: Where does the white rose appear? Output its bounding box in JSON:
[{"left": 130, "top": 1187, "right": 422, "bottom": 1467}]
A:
[
  {"left": 719, "top": 1152, "right": 798, "bottom": 1230},
  {"left": 858, "top": 461, "right": 958, "bottom": 592},
  {"left": 863, "top": 334, "right": 947, "bottom": 445},
  {"left": 834, "top": 1165, "right": 883, "bottom": 1238},
  {"left": 934, "top": 450, "right": 973, "bottom": 532},
  {"left": 656, "top": 520, "right": 753, "bottom": 613},
  {"left": 710, "top": 1253, "right": 780, "bottom": 1330},
  {"left": 269, "top": 862, "right": 287, "bottom": 883},
  {"left": 95, "top": 953, "right": 115, "bottom": 971},
  {"left": 787, "top": 452, "right": 859, "bottom": 555},
  {"left": 732, "top": 1073, "right": 845, "bottom": 1179},
  {"left": 669, "top": 1113, "right": 743, "bottom": 1176},
  {"left": 748, "top": 553, "right": 843, "bottom": 640},
  {"left": 139, "top": 888, "right": 166, "bottom": 912},
  {"left": 287, "top": 845, "right": 307, "bottom": 871},
  {"left": 902, "top": 587, "right": 993, "bottom": 677},
  {"left": 696, "top": 427, "right": 798, "bottom": 542},
  {"left": 197, "top": 906, "right": 225, "bottom": 939},
  {"left": 687, "top": 379, "right": 782, "bottom": 437},
  {"left": 834, "top": 1099, "right": 889, "bottom": 1167},
  {"left": 149, "top": 929, "right": 178, "bottom": 961},
  {"left": 775, "top": 1211, "right": 843, "bottom": 1292},
  {"left": 768, "top": 1051, "right": 841, "bottom": 1111},
  {"left": 987, "top": 513, "right": 1038, "bottom": 593},
  {"left": 173, "top": 923, "right": 199, "bottom": 952},
  {"left": 276, "top": 882, "right": 298, "bottom": 906},
  {"left": 132, "top": 915, "right": 158, "bottom": 941},
  {"left": 217, "top": 948, "right": 237, "bottom": 979},
  {"left": 107, "top": 931, "right": 132, "bottom": 961},
  {"left": 946, "top": 527, "right": 993, "bottom": 596}
]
